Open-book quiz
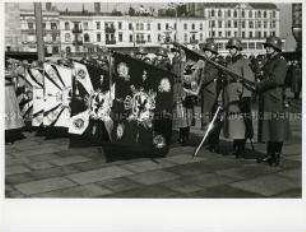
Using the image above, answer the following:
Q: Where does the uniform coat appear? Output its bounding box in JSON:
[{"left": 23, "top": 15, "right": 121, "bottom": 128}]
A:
[
  {"left": 223, "top": 54, "right": 255, "bottom": 140},
  {"left": 199, "top": 58, "right": 220, "bottom": 126},
  {"left": 257, "top": 53, "right": 290, "bottom": 142}
]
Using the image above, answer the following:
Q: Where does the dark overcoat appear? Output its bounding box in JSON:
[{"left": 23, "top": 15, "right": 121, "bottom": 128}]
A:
[{"left": 257, "top": 53, "right": 290, "bottom": 142}]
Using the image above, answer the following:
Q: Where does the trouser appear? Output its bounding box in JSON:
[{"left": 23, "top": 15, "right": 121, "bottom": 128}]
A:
[{"left": 179, "top": 127, "right": 190, "bottom": 144}]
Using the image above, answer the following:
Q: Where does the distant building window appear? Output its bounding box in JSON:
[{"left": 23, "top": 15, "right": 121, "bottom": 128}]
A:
[
  {"left": 84, "top": 33, "right": 90, "bottom": 42},
  {"left": 136, "top": 23, "right": 139, "bottom": 30},
  {"left": 271, "top": 31, "right": 275, "bottom": 36},
  {"left": 158, "top": 23, "right": 161, "bottom": 30},
  {"left": 249, "top": 42, "right": 255, "bottom": 49},
  {"left": 249, "top": 21, "right": 254, "bottom": 28},
  {"left": 166, "top": 23, "right": 169, "bottom": 30},
  {"left": 147, "top": 23, "right": 151, "bottom": 30},
  {"left": 97, "top": 33, "right": 101, "bottom": 42},
  {"left": 218, "top": 21, "right": 222, "bottom": 28},
  {"left": 272, "top": 10, "right": 276, "bottom": 18},
  {"left": 242, "top": 21, "right": 245, "bottom": 28},
  {"left": 263, "top": 11, "right": 267, "bottom": 18},
  {"left": 147, "top": 34, "right": 151, "bottom": 42},
  {"left": 256, "top": 42, "right": 263, "bottom": 49},
  {"left": 249, "top": 10, "right": 253, "bottom": 18},
  {"left": 212, "top": 31, "right": 215, "bottom": 37},
  {"left": 218, "top": 31, "right": 222, "bottom": 37},
  {"left": 130, "top": 34, "right": 133, "bottom": 42},
  {"left": 83, "top": 22, "right": 88, "bottom": 30},
  {"left": 96, "top": 22, "right": 100, "bottom": 30},
  {"left": 258, "top": 11, "right": 261, "bottom": 18},
  {"left": 129, "top": 23, "right": 133, "bottom": 30},
  {"left": 234, "top": 20, "right": 238, "bottom": 28},
  {"left": 192, "top": 23, "right": 195, "bottom": 30},
  {"left": 65, "top": 46, "right": 71, "bottom": 54},
  {"left": 264, "top": 21, "right": 267, "bottom": 28},
  {"left": 218, "top": 10, "right": 222, "bottom": 17},
  {"left": 242, "top": 31, "right": 245, "bottom": 38},
  {"left": 51, "top": 23, "right": 57, "bottom": 30},
  {"left": 42, "top": 23, "right": 46, "bottom": 29},
  {"left": 118, "top": 33, "right": 123, "bottom": 42},
  {"left": 211, "top": 9, "right": 215, "bottom": 17},
  {"left": 65, "top": 33, "right": 70, "bottom": 42},
  {"left": 52, "top": 34, "right": 57, "bottom": 42},
  {"left": 200, "top": 23, "right": 203, "bottom": 30},
  {"left": 264, "top": 31, "right": 267, "bottom": 38},
  {"left": 249, "top": 31, "right": 253, "bottom": 38},
  {"left": 52, "top": 46, "right": 59, "bottom": 54},
  {"left": 227, "top": 9, "right": 231, "bottom": 17},
  {"left": 227, "top": 31, "right": 231, "bottom": 37},
  {"left": 242, "top": 42, "right": 247, "bottom": 49},
  {"left": 65, "top": 22, "right": 70, "bottom": 30},
  {"left": 118, "top": 22, "right": 122, "bottom": 30},
  {"left": 200, "top": 33, "right": 203, "bottom": 41},
  {"left": 140, "top": 23, "right": 144, "bottom": 30},
  {"left": 241, "top": 10, "right": 245, "bottom": 18},
  {"left": 234, "top": 10, "right": 238, "bottom": 18},
  {"left": 217, "top": 43, "right": 223, "bottom": 49},
  {"left": 257, "top": 31, "right": 262, "bottom": 38},
  {"left": 174, "top": 23, "right": 177, "bottom": 30},
  {"left": 28, "top": 22, "right": 34, "bottom": 29},
  {"left": 158, "top": 34, "right": 162, "bottom": 42},
  {"left": 234, "top": 31, "right": 237, "bottom": 37},
  {"left": 227, "top": 21, "right": 231, "bottom": 28},
  {"left": 184, "top": 23, "right": 187, "bottom": 30},
  {"left": 184, "top": 33, "right": 188, "bottom": 42}
]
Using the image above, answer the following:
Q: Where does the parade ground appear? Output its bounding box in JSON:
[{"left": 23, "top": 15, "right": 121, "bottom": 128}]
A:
[{"left": 5, "top": 102, "right": 301, "bottom": 198}]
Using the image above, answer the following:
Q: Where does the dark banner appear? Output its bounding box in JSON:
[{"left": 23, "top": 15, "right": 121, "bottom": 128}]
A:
[{"left": 104, "top": 52, "right": 174, "bottom": 157}]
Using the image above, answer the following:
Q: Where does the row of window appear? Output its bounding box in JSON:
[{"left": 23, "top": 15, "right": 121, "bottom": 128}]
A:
[
  {"left": 216, "top": 41, "right": 279, "bottom": 50},
  {"left": 208, "top": 9, "right": 277, "bottom": 19},
  {"left": 208, "top": 30, "right": 276, "bottom": 38},
  {"left": 26, "top": 22, "right": 58, "bottom": 30},
  {"left": 209, "top": 20, "right": 277, "bottom": 29}
]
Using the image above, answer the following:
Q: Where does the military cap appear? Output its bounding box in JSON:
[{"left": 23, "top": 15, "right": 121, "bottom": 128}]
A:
[
  {"left": 226, "top": 38, "right": 243, "bottom": 51},
  {"left": 156, "top": 48, "right": 168, "bottom": 57},
  {"left": 199, "top": 41, "right": 218, "bottom": 54},
  {"left": 263, "top": 36, "right": 282, "bottom": 52}
]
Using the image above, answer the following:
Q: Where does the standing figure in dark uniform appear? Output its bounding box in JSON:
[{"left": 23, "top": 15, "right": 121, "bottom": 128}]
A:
[
  {"left": 223, "top": 38, "right": 255, "bottom": 158},
  {"left": 197, "top": 41, "right": 222, "bottom": 153},
  {"left": 256, "top": 36, "right": 290, "bottom": 167},
  {"left": 154, "top": 48, "right": 171, "bottom": 71}
]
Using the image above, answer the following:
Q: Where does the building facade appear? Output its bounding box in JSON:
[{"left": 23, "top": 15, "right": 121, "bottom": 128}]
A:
[
  {"left": 5, "top": 3, "right": 22, "bottom": 52},
  {"left": 13, "top": 3, "right": 282, "bottom": 57},
  {"left": 187, "top": 3, "right": 281, "bottom": 55}
]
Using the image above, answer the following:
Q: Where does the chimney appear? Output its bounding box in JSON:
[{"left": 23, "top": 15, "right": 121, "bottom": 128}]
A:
[
  {"left": 46, "top": 2, "right": 52, "bottom": 11},
  {"left": 94, "top": 2, "right": 101, "bottom": 13}
]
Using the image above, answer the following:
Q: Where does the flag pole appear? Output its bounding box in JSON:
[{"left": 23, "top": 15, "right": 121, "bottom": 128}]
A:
[{"left": 34, "top": 2, "right": 45, "bottom": 63}]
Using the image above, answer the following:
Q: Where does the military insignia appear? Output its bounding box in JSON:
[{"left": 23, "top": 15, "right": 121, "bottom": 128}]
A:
[
  {"left": 116, "top": 123, "right": 125, "bottom": 139},
  {"left": 158, "top": 78, "right": 171, "bottom": 92},
  {"left": 73, "top": 118, "right": 85, "bottom": 129},
  {"left": 77, "top": 69, "right": 86, "bottom": 79},
  {"left": 117, "top": 62, "right": 130, "bottom": 80},
  {"left": 153, "top": 134, "right": 166, "bottom": 149}
]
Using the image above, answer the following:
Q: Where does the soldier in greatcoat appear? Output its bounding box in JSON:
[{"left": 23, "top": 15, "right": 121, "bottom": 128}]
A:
[
  {"left": 223, "top": 38, "right": 255, "bottom": 158},
  {"left": 256, "top": 36, "right": 290, "bottom": 167}
]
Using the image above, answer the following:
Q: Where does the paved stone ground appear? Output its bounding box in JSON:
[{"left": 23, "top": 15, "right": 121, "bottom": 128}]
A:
[{"left": 5, "top": 103, "right": 302, "bottom": 198}]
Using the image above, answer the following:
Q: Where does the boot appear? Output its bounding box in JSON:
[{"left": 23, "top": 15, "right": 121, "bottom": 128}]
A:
[
  {"left": 269, "top": 142, "right": 283, "bottom": 167},
  {"left": 178, "top": 128, "right": 184, "bottom": 144},
  {"left": 232, "top": 140, "right": 239, "bottom": 157},
  {"left": 257, "top": 141, "right": 273, "bottom": 163},
  {"left": 182, "top": 127, "right": 190, "bottom": 146}
]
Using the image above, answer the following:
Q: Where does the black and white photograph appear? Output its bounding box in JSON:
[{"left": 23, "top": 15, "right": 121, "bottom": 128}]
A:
[{"left": 4, "top": 1, "right": 302, "bottom": 199}]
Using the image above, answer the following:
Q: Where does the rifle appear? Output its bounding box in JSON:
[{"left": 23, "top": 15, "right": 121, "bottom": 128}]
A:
[{"left": 172, "top": 42, "right": 256, "bottom": 92}]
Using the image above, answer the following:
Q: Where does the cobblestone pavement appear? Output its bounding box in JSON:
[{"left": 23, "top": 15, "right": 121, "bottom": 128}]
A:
[{"left": 5, "top": 106, "right": 301, "bottom": 198}]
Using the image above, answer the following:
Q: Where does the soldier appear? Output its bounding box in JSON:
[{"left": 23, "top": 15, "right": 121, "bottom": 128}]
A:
[
  {"left": 135, "top": 46, "right": 148, "bottom": 61},
  {"left": 256, "top": 36, "right": 290, "bottom": 167},
  {"left": 223, "top": 38, "right": 255, "bottom": 158},
  {"left": 198, "top": 41, "right": 222, "bottom": 153},
  {"left": 154, "top": 48, "right": 171, "bottom": 71}
]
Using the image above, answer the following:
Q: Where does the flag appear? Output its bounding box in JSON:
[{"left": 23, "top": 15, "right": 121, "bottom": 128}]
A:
[
  {"left": 43, "top": 63, "right": 72, "bottom": 128},
  {"left": 69, "top": 61, "right": 113, "bottom": 147},
  {"left": 105, "top": 52, "right": 175, "bottom": 156},
  {"left": 24, "top": 68, "right": 44, "bottom": 127}
]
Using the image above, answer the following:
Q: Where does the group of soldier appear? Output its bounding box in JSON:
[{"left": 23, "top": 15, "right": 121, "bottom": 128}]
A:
[
  {"left": 5, "top": 36, "right": 292, "bottom": 167},
  {"left": 168, "top": 36, "right": 289, "bottom": 167}
]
